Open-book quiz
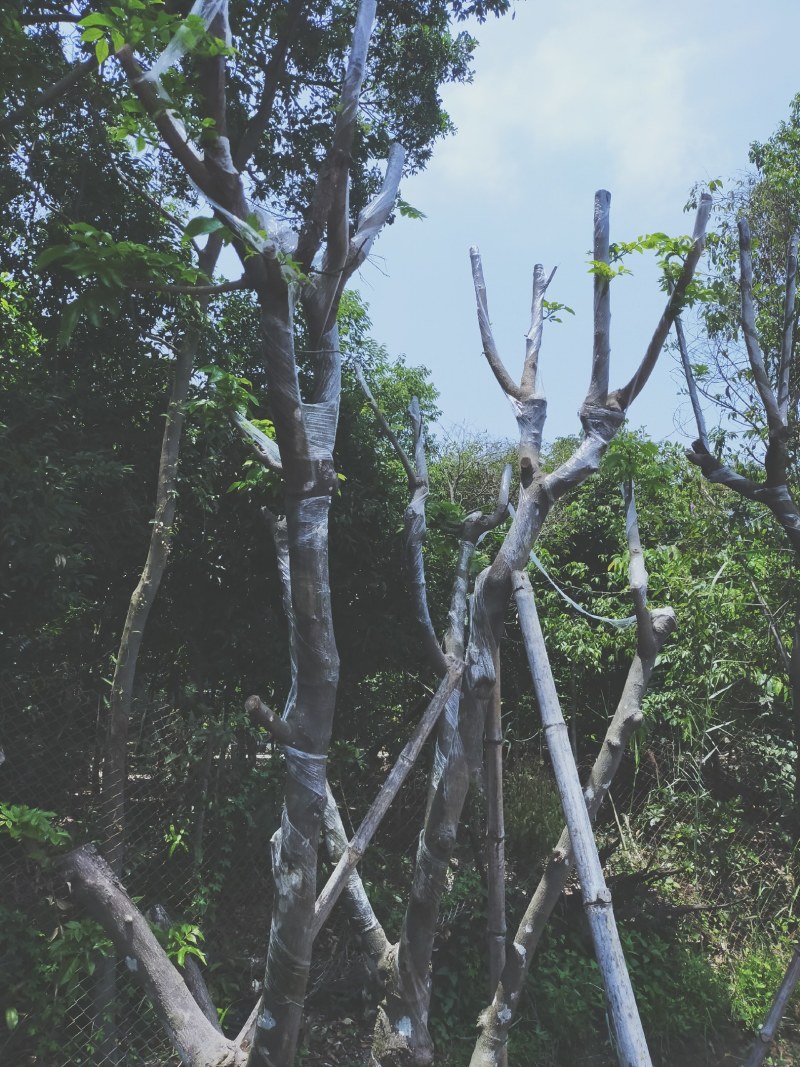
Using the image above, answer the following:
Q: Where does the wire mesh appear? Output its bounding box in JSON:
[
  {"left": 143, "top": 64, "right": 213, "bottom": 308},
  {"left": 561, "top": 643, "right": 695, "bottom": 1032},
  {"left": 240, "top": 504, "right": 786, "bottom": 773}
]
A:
[{"left": 2, "top": 666, "right": 799, "bottom": 1065}]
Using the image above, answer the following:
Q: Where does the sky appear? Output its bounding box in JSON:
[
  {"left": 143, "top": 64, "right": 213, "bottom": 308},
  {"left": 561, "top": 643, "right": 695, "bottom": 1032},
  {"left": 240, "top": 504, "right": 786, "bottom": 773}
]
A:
[{"left": 353, "top": 0, "right": 800, "bottom": 447}]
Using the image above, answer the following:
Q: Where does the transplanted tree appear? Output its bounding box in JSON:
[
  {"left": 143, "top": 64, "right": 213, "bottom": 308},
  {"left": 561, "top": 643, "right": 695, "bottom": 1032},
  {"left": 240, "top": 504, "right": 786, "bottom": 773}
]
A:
[{"left": 12, "top": 4, "right": 715, "bottom": 1067}]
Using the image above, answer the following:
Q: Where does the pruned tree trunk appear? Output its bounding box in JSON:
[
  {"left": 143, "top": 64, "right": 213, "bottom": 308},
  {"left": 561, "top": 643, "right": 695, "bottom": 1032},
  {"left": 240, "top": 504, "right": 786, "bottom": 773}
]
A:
[{"left": 371, "top": 191, "right": 710, "bottom": 1067}]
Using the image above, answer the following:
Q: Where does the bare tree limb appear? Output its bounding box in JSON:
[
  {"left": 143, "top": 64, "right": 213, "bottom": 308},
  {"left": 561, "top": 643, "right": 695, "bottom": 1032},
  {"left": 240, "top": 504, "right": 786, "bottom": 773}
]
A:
[
  {"left": 427, "top": 462, "right": 512, "bottom": 809},
  {"left": 354, "top": 363, "right": 448, "bottom": 676},
  {"left": 147, "top": 903, "right": 223, "bottom": 1033},
  {"left": 295, "top": 0, "right": 377, "bottom": 272},
  {"left": 404, "top": 396, "right": 450, "bottom": 676},
  {"left": 470, "top": 248, "right": 522, "bottom": 399},
  {"left": 520, "top": 263, "right": 550, "bottom": 396},
  {"left": 354, "top": 360, "right": 417, "bottom": 486},
  {"left": 674, "top": 315, "right": 710, "bottom": 450},
  {"left": 319, "top": 783, "right": 391, "bottom": 962},
  {"left": 306, "top": 142, "right": 405, "bottom": 344},
  {"left": 610, "top": 192, "right": 712, "bottom": 410},
  {"left": 62, "top": 846, "right": 238, "bottom": 1067},
  {"left": 738, "top": 218, "right": 783, "bottom": 433},
  {"left": 778, "top": 232, "right": 799, "bottom": 420},
  {"left": 513, "top": 573, "right": 653, "bottom": 1067},
  {"left": 587, "top": 189, "right": 612, "bottom": 406}
]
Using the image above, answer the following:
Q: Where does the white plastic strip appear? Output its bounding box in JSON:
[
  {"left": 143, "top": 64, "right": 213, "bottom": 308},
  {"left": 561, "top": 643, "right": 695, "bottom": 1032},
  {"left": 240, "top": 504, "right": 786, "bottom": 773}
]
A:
[
  {"left": 509, "top": 503, "right": 635, "bottom": 629},
  {"left": 146, "top": 0, "right": 231, "bottom": 83}
]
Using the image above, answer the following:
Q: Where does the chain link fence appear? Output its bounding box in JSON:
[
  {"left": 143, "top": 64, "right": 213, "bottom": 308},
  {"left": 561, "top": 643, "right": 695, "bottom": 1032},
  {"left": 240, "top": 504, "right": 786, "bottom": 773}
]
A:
[{"left": 2, "top": 667, "right": 799, "bottom": 1065}]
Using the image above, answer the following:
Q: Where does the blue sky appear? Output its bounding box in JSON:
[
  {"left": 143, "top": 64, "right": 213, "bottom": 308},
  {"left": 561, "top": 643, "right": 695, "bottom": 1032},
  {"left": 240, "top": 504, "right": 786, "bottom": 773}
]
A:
[{"left": 355, "top": 0, "right": 800, "bottom": 447}]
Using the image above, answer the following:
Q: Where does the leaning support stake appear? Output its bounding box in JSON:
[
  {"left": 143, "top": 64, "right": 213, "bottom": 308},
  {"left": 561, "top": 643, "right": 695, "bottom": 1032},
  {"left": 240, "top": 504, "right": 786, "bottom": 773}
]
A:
[
  {"left": 513, "top": 572, "right": 653, "bottom": 1067},
  {"left": 744, "top": 942, "right": 800, "bottom": 1067}
]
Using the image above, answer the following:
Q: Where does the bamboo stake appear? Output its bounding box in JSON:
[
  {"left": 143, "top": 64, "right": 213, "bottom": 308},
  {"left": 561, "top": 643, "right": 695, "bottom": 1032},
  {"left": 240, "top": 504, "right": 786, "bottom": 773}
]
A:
[
  {"left": 485, "top": 650, "right": 507, "bottom": 1002},
  {"left": 513, "top": 573, "right": 653, "bottom": 1067}
]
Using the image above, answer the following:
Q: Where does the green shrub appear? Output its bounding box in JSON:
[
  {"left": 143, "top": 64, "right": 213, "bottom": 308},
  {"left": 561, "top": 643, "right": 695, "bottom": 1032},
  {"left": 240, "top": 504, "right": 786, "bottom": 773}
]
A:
[
  {"left": 730, "top": 941, "right": 795, "bottom": 1032},
  {"left": 503, "top": 759, "right": 564, "bottom": 867}
]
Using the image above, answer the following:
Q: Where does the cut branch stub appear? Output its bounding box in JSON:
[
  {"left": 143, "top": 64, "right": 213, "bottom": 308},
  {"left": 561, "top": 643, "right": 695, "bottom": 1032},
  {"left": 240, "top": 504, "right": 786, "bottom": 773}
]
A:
[
  {"left": 245, "top": 695, "right": 296, "bottom": 746},
  {"left": 588, "top": 189, "right": 612, "bottom": 406}
]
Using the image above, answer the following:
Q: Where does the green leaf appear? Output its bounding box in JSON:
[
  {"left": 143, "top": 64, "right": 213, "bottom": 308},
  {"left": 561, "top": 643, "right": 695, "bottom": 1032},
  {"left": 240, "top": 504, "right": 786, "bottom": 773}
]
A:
[
  {"left": 5, "top": 1007, "right": 19, "bottom": 1031},
  {"left": 397, "top": 198, "right": 427, "bottom": 221},
  {"left": 79, "top": 13, "right": 115, "bottom": 28},
  {"left": 81, "top": 27, "right": 105, "bottom": 42},
  {"left": 36, "top": 244, "right": 71, "bottom": 269},
  {"left": 95, "top": 38, "right": 110, "bottom": 64},
  {"left": 183, "top": 216, "right": 227, "bottom": 242}
]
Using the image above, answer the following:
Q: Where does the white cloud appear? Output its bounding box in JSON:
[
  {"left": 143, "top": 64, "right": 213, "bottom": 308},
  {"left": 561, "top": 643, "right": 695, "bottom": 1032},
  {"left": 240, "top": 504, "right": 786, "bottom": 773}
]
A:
[{"left": 431, "top": 0, "right": 710, "bottom": 200}]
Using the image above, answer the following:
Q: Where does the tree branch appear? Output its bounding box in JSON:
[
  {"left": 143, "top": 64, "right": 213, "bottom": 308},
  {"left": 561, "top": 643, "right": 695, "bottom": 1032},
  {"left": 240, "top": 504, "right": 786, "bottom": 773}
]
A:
[
  {"left": 245, "top": 695, "right": 296, "bottom": 745},
  {"left": 295, "top": 0, "right": 377, "bottom": 272},
  {"left": 674, "top": 314, "right": 710, "bottom": 451},
  {"left": 353, "top": 360, "right": 417, "bottom": 485},
  {"left": 610, "top": 192, "right": 712, "bottom": 410},
  {"left": 0, "top": 56, "right": 97, "bottom": 135},
  {"left": 231, "top": 411, "right": 283, "bottom": 472},
  {"left": 520, "top": 263, "right": 551, "bottom": 396},
  {"left": 470, "top": 247, "right": 522, "bottom": 399},
  {"left": 62, "top": 846, "right": 237, "bottom": 1067},
  {"left": 116, "top": 45, "right": 211, "bottom": 193},
  {"left": 738, "top": 218, "right": 783, "bottom": 432},
  {"left": 132, "top": 277, "right": 252, "bottom": 296},
  {"left": 587, "top": 189, "right": 611, "bottom": 405},
  {"left": 147, "top": 903, "right": 222, "bottom": 1033},
  {"left": 513, "top": 574, "right": 653, "bottom": 1067},
  {"left": 313, "top": 664, "right": 463, "bottom": 937},
  {"left": 233, "top": 0, "right": 306, "bottom": 170}
]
